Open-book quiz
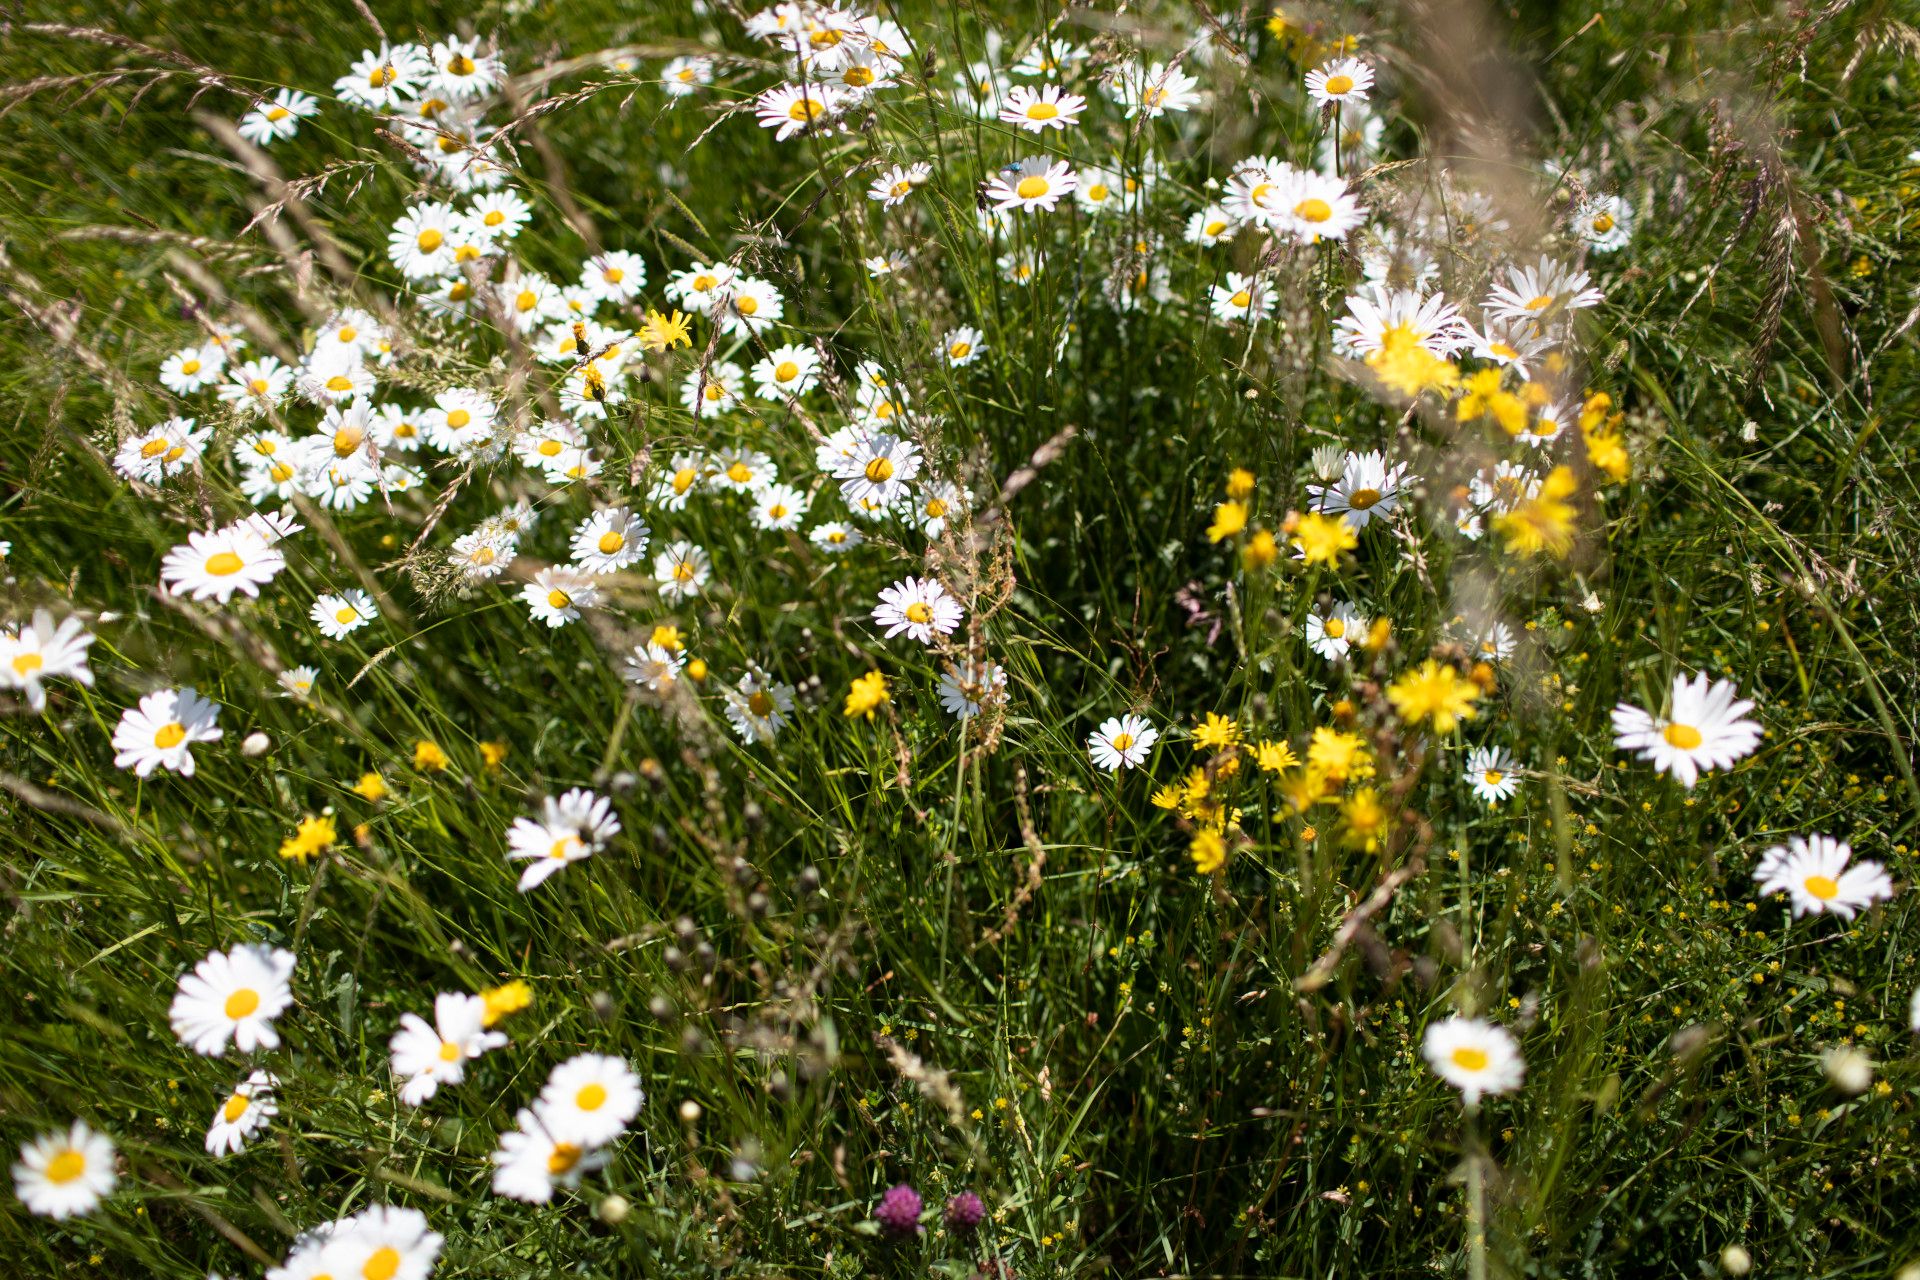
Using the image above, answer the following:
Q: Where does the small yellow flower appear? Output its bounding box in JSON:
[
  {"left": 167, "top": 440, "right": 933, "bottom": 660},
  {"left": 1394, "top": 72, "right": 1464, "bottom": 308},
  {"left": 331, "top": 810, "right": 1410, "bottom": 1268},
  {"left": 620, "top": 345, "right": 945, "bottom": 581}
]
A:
[
  {"left": 1225, "top": 468, "right": 1256, "bottom": 500},
  {"left": 639, "top": 308, "right": 694, "bottom": 352},
  {"left": 353, "top": 772, "right": 389, "bottom": 802},
  {"left": 686, "top": 657, "right": 709, "bottom": 682},
  {"left": 1290, "top": 512, "right": 1358, "bottom": 565},
  {"left": 278, "top": 813, "right": 337, "bottom": 862},
  {"left": 1190, "top": 828, "right": 1227, "bottom": 875},
  {"left": 1254, "top": 739, "right": 1298, "bottom": 773},
  {"left": 480, "top": 979, "right": 533, "bottom": 1027},
  {"left": 1150, "top": 784, "right": 1184, "bottom": 810},
  {"left": 1207, "top": 501, "right": 1248, "bottom": 544},
  {"left": 1192, "top": 712, "right": 1240, "bottom": 750},
  {"left": 1306, "top": 726, "right": 1373, "bottom": 783},
  {"left": 413, "top": 739, "right": 450, "bottom": 772},
  {"left": 649, "top": 624, "right": 683, "bottom": 652},
  {"left": 479, "top": 740, "right": 509, "bottom": 769},
  {"left": 1341, "top": 788, "right": 1388, "bottom": 850},
  {"left": 1385, "top": 660, "right": 1481, "bottom": 733},
  {"left": 844, "top": 670, "right": 890, "bottom": 718},
  {"left": 1242, "top": 529, "right": 1278, "bottom": 569},
  {"left": 1492, "top": 465, "right": 1579, "bottom": 558}
]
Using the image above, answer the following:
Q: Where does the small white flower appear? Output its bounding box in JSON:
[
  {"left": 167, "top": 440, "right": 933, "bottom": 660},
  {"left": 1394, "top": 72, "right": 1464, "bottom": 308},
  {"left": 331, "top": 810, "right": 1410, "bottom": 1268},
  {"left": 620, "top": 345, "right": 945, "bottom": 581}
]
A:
[
  {"left": 1088, "top": 713, "right": 1158, "bottom": 771},
  {"left": 1421, "top": 1016, "right": 1524, "bottom": 1106},
  {"left": 872, "top": 576, "right": 964, "bottom": 644}
]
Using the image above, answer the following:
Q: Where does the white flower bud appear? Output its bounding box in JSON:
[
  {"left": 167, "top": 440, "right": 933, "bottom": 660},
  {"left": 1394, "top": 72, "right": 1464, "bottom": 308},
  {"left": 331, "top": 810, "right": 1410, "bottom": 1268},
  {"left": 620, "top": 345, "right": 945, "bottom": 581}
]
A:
[
  {"left": 241, "top": 732, "right": 271, "bottom": 757},
  {"left": 1720, "top": 1244, "right": 1751, "bottom": 1275}
]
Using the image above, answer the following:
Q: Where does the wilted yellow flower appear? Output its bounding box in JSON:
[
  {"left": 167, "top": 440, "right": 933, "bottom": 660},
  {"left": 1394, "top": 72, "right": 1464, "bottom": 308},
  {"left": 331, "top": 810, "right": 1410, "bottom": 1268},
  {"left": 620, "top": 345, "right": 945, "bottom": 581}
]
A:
[
  {"left": 1385, "top": 660, "right": 1481, "bottom": 733},
  {"left": 278, "top": 813, "right": 337, "bottom": 862},
  {"left": 413, "top": 739, "right": 449, "bottom": 772},
  {"left": 1207, "top": 501, "right": 1248, "bottom": 543},
  {"left": 844, "top": 670, "right": 890, "bottom": 718},
  {"left": 480, "top": 979, "right": 533, "bottom": 1027},
  {"left": 1190, "top": 829, "right": 1227, "bottom": 875},
  {"left": 1291, "top": 512, "right": 1358, "bottom": 565},
  {"left": 353, "top": 772, "right": 388, "bottom": 802}
]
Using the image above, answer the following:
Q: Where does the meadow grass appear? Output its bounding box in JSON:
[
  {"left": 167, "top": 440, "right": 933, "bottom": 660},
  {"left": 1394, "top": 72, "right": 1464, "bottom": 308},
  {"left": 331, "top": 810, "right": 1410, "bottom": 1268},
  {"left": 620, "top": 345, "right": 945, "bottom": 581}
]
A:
[{"left": 1, "top": 1, "right": 1919, "bottom": 1277}]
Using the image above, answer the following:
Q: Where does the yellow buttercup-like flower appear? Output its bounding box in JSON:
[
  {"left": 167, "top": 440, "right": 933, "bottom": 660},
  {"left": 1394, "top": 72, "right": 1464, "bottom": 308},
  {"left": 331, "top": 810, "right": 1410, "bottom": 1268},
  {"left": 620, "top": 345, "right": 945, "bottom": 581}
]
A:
[{"left": 1385, "top": 660, "right": 1482, "bottom": 733}]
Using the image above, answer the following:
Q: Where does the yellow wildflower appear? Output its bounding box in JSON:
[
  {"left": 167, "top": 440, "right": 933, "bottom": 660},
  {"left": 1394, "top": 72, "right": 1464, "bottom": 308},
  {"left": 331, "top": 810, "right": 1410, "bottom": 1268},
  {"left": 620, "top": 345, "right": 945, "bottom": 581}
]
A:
[
  {"left": 1226, "top": 468, "right": 1256, "bottom": 500},
  {"left": 1190, "top": 829, "right": 1227, "bottom": 875},
  {"left": 353, "top": 772, "right": 388, "bottom": 802},
  {"left": 1341, "top": 787, "right": 1388, "bottom": 850},
  {"left": 1207, "top": 501, "right": 1248, "bottom": 543},
  {"left": 844, "top": 670, "right": 890, "bottom": 718},
  {"left": 479, "top": 740, "right": 509, "bottom": 769},
  {"left": 1307, "top": 727, "right": 1374, "bottom": 783},
  {"left": 1192, "top": 712, "right": 1240, "bottom": 750},
  {"left": 1242, "top": 529, "right": 1279, "bottom": 569},
  {"left": 1254, "top": 739, "right": 1299, "bottom": 773},
  {"left": 1385, "top": 659, "right": 1481, "bottom": 733},
  {"left": 639, "top": 308, "right": 694, "bottom": 352},
  {"left": 1291, "top": 512, "right": 1358, "bottom": 565},
  {"left": 278, "top": 813, "right": 337, "bottom": 862},
  {"left": 1491, "top": 465, "right": 1579, "bottom": 558},
  {"left": 480, "top": 980, "right": 533, "bottom": 1027},
  {"left": 413, "top": 739, "right": 449, "bottom": 772}
]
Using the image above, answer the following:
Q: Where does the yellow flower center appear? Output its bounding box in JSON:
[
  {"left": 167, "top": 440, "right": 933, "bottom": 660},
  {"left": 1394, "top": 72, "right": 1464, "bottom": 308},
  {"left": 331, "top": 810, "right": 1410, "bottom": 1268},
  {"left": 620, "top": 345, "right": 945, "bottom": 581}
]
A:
[
  {"left": 787, "top": 98, "right": 826, "bottom": 122},
  {"left": 204, "top": 549, "right": 249, "bottom": 577},
  {"left": 1347, "top": 487, "right": 1382, "bottom": 510},
  {"left": 447, "top": 54, "right": 476, "bottom": 76},
  {"left": 597, "top": 531, "right": 626, "bottom": 555},
  {"left": 438, "top": 1040, "right": 462, "bottom": 1063},
  {"left": 673, "top": 561, "right": 696, "bottom": 582},
  {"left": 703, "top": 383, "right": 725, "bottom": 401},
  {"left": 948, "top": 342, "right": 972, "bottom": 360},
  {"left": 1324, "top": 618, "right": 1346, "bottom": 639},
  {"left": 1110, "top": 732, "right": 1135, "bottom": 753},
  {"left": 445, "top": 409, "right": 471, "bottom": 429},
  {"left": 925, "top": 498, "right": 949, "bottom": 518},
  {"left": 828, "top": 530, "right": 846, "bottom": 544},
  {"left": 547, "top": 1142, "right": 583, "bottom": 1175},
  {"left": 141, "top": 437, "right": 172, "bottom": 458},
  {"left": 864, "top": 457, "right": 895, "bottom": 483},
  {"left": 1204, "top": 219, "right": 1227, "bottom": 236},
  {"left": 334, "top": 607, "right": 357, "bottom": 625},
  {"left": 603, "top": 267, "right": 624, "bottom": 284},
  {"left": 905, "top": 601, "right": 933, "bottom": 624},
  {"left": 672, "top": 468, "right": 697, "bottom": 494},
  {"left": 249, "top": 378, "right": 270, "bottom": 394},
  {"left": 548, "top": 835, "right": 580, "bottom": 860},
  {"left": 362, "top": 1245, "right": 402, "bottom": 1280},
  {"left": 1523, "top": 293, "right": 1555, "bottom": 311},
  {"left": 13, "top": 652, "right": 45, "bottom": 676},
  {"left": 1015, "top": 176, "right": 1050, "bottom": 200},
  {"left": 1449, "top": 1045, "right": 1489, "bottom": 1072},
  {"left": 336, "top": 326, "right": 358, "bottom": 344},
  {"left": 44, "top": 1150, "right": 86, "bottom": 1184},
  {"left": 223, "top": 1093, "right": 251, "bottom": 1123},
  {"left": 416, "top": 229, "right": 444, "bottom": 253},
  {"left": 1803, "top": 874, "right": 1839, "bottom": 901},
  {"left": 576, "top": 1083, "right": 608, "bottom": 1111},
  {"left": 891, "top": 180, "right": 912, "bottom": 197},
  {"left": 774, "top": 360, "right": 800, "bottom": 383},
  {"left": 471, "top": 546, "right": 495, "bottom": 566},
  {"left": 371, "top": 64, "right": 397, "bottom": 87},
  {"left": 542, "top": 589, "right": 570, "bottom": 611},
  {"left": 265, "top": 106, "right": 290, "bottom": 121},
  {"left": 748, "top": 690, "right": 775, "bottom": 717},
  {"left": 1483, "top": 770, "right": 1504, "bottom": 786},
  {"left": 726, "top": 462, "right": 753, "bottom": 484},
  {"left": 1142, "top": 86, "right": 1166, "bottom": 106},
  {"left": 1295, "top": 197, "right": 1333, "bottom": 223},
  {"left": 1229, "top": 289, "right": 1252, "bottom": 309},
  {"left": 692, "top": 273, "right": 716, "bottom": 292},
  {"left": 1026, "top": 102, "right": 1059, "bottom": 120},
  {"left": 735, "top": 295, "right": 759, "bottom": 315},
  {"left": 1662, "top": 722, "right": 1703, "bottom": 750},
  {"left": 844, "top": 66, "right": 874, "bottom": 87},
  {"left": 1591, "top": 213, "right": 1615, "bottom": 233},
  {"left": 224, "top": 988, "right": 260, "bottom": 1019},
  {"left": 181, "top": 358, "right": 202, "bottom": 374},
  {"left": 1323, "top": 74, "right": 1355, "bottom": 95},
  {"left": 1086, "top": 183, "right": 1110, "bottom": 201}
]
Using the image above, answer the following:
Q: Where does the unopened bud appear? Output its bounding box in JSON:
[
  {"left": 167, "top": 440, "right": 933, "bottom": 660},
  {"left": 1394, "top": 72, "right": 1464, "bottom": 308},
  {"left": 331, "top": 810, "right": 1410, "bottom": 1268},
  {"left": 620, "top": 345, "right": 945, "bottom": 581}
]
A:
[{"left": 241, "top": 732, "right": 271, "bottom": 757}]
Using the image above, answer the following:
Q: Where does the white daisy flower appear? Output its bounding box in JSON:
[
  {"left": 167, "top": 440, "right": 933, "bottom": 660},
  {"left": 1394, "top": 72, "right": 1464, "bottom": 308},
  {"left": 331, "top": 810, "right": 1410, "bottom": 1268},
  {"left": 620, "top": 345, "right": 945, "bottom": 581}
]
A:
[
  {"left": 999, "top": 82, "right": 1086, "bottom": 131},
  {"left": 428, "top": 36, "right": 502, "bottom": 99},
  {"left": 1088, "top": 713, "right": 1158, "bottom": 771},
  {"left": 943, "top": 326, "right": 985, "bottom": 367},
  {"left": 809, "top": 521, "right": 864, "bottom": 553},
  {"left": 279, "top": 665, "right": 318, "bottom": 699},
  {"left": 335, "top": 43, "right": 431, "bottom": 110},
  {"left": 490, "top": 1105, "right": 611, "bottom": 1203},
  {"left": 386, "top": 202, "right": 461, "bottom": 279},
  {"left": 580, "top": 250, "right": 647, "bottom": 303},
  {"left": 0, "top": 610, "right": 95, "bottom": 712},
  {"left": 713, "top": 448, "right": 778, "bottom": 494},
  {"left": 390, "top": 992, "right": 508, "bottom": 1105},
  {"left": 873, "top": 576, "right": 964, "bottom": 644},
  {"left": 1482, "top": 256, "right": 1606, "bottom": 324},
  {"left": 754, "top": 82, "right": 850, "bottom": 140},
  {"left": 653, "top": 541, "right": 712, "bottom": 602},
  {"left": 867, "top": 161, "right": 932, "bottom": 207},
  {"left": 1610, "top": 672, "right": 1762, "bottom": 788},
  {"left": 751, "top": 483, "right": 811, "bottom": 531},
  {"left": 1306, "top": 602, "right": 1367, "bottom": 661},
  {"left": 1306, "top": 449, "right": 1414, "bottom": 529},
  {"left": 680, "top": 360, "right": 749, "bottom": 417},
  {"left": 712, "top": 276, "right": 785, "bottom": 337},
  {"left": 1184, "top": 204, "right": 1235, "bottom": 246},
  {"left": 237, "top": 88, "right": 319, "bottom": 145},
  {"left": 325, "top": 1205, "right": 443, "bottom": 1280},
  {"left": 536, "top": 1054, "right": 644, "bottom": 1147},
  {"left": 1753, "top": 834, "right": 1894, "bottom": 920},
  {"left": 159, "top": 345, "right": 223, "bottom": 394},
  {"left": 112, "top": 686, "right": 223, "bottom": 778},
  {"left": 1464, "top": 746, "right": 1521, "bottom": 805},
  {"left": 750, "top": 344, "right": 822, "bottom": 400},
  {"left": 449, "top": 528, "right": 517, "bottom": 580},
  {"left": 507, "top": 788, "right": 621, "bottom": 892},
  {"left": 723, "top": 667, "right": 797, "bottom": 744},
  {"left": 1573, "top": 194, "right": 1634, "bottom": 252},
  {"left": 167, "top": 943, "right": 295, "bottom": 1056},
  {"left": 311, "top": 589, "right": 378, "bottom": 640},
  {"left": 1333, "top": 286, "right": 1473, "bottom": 359},
  {"left": 571, "top": 507, "right": 651, "bottom": 574},
  {"left": 1111, "top": 60, "right": 1201, "bottom": 118},
  {"left": 648, "top": 452, "right": 708, "bottom": 511},
  {"left": 206, "top": 1071, "right": 279, "bottom": 1156},
  {"left": 1208, "top": 272, "right": 1275, "bottom": 326},
  {"left": 523, "top": 568, "right": 599, "bottom": 629},
  {"left": 1421, "top": 1016, "right": 1524, "bottom": 1105},
  {"left": 216, "top": 356, "right": 294, "bottom": 415},
  {"left": 12, "top": 1122, "right": 116, "bottom": 1219},
  {"left": 660, "top": 55, "right": 715, "bottom": 98},
  {"left": 623, "top": 641, "right": 688, "bottom": 695},
  {"left": 985, "top": 156, "right": 1078, "bottom": 212},
  {"left": 937, "top": 659, "right": 1007, "bottom": 719},
  {"left": 834, "top": 432, "right": 921, "bottom": 506},
  {"left": 1304, "top": 57, "right": 1374, "bottom": 106}
]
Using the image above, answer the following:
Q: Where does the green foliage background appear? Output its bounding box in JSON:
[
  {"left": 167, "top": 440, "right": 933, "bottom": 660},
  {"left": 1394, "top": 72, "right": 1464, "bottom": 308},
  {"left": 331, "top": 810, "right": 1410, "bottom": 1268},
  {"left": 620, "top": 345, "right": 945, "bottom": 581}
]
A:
[{"left": 2, "top": 1, "right": 1919, "bottom": 1277}]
